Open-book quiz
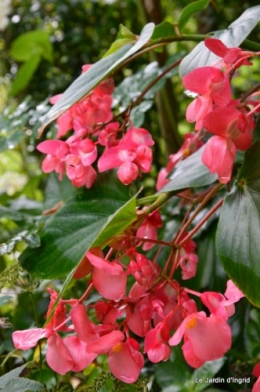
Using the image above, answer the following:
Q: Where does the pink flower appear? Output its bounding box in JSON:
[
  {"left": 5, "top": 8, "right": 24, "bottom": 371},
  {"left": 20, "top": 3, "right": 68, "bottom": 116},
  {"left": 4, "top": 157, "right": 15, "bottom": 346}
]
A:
[
  {"left": 202, "top": 101, "right": 254, "bottom": 150},
  {"left": 136, "top": 209, "right": 163, "bottom": 251},
  {"left": 183, "top": 66, "right": 231, "bottom": 106},
  {"left": 202, "top": 136, "right": 236, "bottom": 183},
  {"left": 169, "top": 311, "right": 231, "bottom": 368},
  {"left": 108, "top": 338, "right": 144, "bottom": 384},
  {"left": 98, "top": 127, "right": 154, "bottom": 185},
  {"left": 144, "top": 322, "right": 171, "bottom": 363},
  {"left": 86, "top": 249, "right": 127, "bottom": 300},
  {"left": 205, "top": 38, "right": 253, "bottom": 70},
  {"left": 179, "top": 251, "right": 198, "bottom": 280}
]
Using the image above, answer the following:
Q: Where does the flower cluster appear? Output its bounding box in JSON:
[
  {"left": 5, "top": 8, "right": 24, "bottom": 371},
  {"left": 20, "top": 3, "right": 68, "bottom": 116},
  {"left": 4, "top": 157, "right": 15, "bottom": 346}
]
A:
[
  {"left": 181, "top": 38, "right": 259, "bottom": 184},
  {"left": 37, "top": 65, "right": 154, "bottom": 187},
  {"left": 12, "top": 232, "right": 244, "bottom": 383},
  {"left": 157, "top": 39, "right": 259, "bottom": 189}
]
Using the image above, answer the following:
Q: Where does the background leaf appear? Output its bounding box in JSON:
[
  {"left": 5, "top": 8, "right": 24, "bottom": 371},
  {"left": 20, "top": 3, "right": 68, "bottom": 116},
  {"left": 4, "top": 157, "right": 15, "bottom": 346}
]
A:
[
  {"left": 9, "top": 54, "right": 41, "bottom": 96},
  {"left": 158, "top": 146, "right": 217, "bottom": 193},
  {"left": 216, "top": 142, "right": 260, "bottom": 306},
  {"left": 20, "top": 174, "right": 136, "bottom": 278},
  {"left": 178, "top": 0, "right": 210, "bottom": 31},
  {"left": 9, "top": 30, "right": 53, "bottom": 62},
  {"left": 179, "top": 5, "right": 260, "bottom": 77}
]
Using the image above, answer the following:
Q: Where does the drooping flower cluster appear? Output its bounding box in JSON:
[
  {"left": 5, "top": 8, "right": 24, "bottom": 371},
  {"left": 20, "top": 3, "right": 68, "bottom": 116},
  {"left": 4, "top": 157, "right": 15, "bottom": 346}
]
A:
[
  {"left": 12, "top": 233, "right": 244, "bottom": 383},
  {"left": 181, "top": 38, "right": 258, "bottom": 184},
  {"left": 37, "top": 65, "right": 154, "bottom": 187}
]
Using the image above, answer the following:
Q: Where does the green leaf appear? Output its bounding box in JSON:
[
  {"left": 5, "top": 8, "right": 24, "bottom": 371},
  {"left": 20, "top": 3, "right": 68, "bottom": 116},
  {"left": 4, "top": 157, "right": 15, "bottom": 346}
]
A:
[
  {"left": 39, "top": 23, "right": 155, "bottom": 134},
  {"left": 216, "top": 142, "right": 260, "bottom": 306},
  {"left": 1, "top": 377, "right": 43, "bottom": 392},
  {"left": 104, "top": 24, "right": 136, "bottom": 56},
  {"left": 178, "top": 0, "right": 210, "bottom": 31},
  {"left": 151, "top": 21, "right": 175, "bottom": 40},
  {"left": 9, "top": 54, "right": 41, "bottom": 96},
  {"left": 20, "top": 174, "right": 137, "bottom": 278},
  {"left": 0, "top": 364, "right": 28, "bottom": 388},
  {"left": 158, "top": 146, "right": 217, "bottom": 193},
  {"left": 179, "top": 5, "right": 260, "bottom": 77},
  {"left": 9, "top": 30, "right": 53, "bottom": 62}
]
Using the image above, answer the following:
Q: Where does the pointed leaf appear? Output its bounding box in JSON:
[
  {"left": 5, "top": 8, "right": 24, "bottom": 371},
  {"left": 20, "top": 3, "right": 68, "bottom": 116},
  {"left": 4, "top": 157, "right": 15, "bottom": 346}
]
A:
[
  {"left": 9, "top": 54, "right": 41, "bottom": 96},
  {"left": 180, "top": 5, "right": 260, "bottom": 77},
  {"left": 216, "top": 142, "right": 260, "bottom": 306},
  {"left": 1, "top": 377, "right": 43, "bottom": 392},
  {"left": 151, "top": 21, "right": 175, "bottom": 40},
  {"left": 19, "top": 174, "right": 136, "bottom": 278},
  {"left": 0, "top": 364, "right": 28, "bottom": 388},
  {"left": 178, "top": 0, "right": 210, "bottom": 31},
  {"left": 9, "top": 30, "right": 53, "bottom": 62},
  {"left": 158, "top": 146, "right": 217, "bottom": 193},
  {"left": 39, "top": 23, "right": 155, "bottom": 134}
]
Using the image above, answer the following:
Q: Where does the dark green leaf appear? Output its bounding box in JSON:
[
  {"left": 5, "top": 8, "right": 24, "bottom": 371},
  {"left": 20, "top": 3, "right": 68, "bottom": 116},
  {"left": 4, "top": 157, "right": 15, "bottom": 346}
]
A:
[
  {"left": 1, "top": 377, "right": 43, "bottom": 392},
  {"left": 151, "top": 21, "right": 175, "bottom": 40},
  {"left": 158, "top": 146, "right": 217, "bottom": 193},
  {"left": 179, "top": 5, "right": 260, "bottom": 77},
  {"left": 9, "top": 54, "right": 41, "bottom": 96},
  {"left": 20, "top": 174, "right": 136, "bottom": 278},
  {"left": 178, "top": 0, "right": 210, "bottom": 31},
  {"left": 39, "top": 23, "right": 155, "bottom": 134},
  {"left": 216, "top": 142, "right": 260, "bottom": 306},
  {"left": 43, "top": 173, "right": 75, "bottom": 211}
]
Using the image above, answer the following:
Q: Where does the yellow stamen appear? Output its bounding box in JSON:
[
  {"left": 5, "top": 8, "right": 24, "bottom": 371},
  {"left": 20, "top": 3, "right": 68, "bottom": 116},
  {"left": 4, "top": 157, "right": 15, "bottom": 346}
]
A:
[
  {"left": 112, "top": 342, "right": 123, "bottom": 352},
  {"left": 186, "top": 317, "right": 197, "bottom": 329}
]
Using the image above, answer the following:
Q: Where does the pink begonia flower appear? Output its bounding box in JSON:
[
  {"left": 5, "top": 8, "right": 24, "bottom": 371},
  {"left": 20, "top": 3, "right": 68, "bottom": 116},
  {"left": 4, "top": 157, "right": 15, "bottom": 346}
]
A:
[
  {"left": 224, "top": 279, "right": 245, "bottom": 302},
  {"left": 86, "top": 250, "right": 127, "bottom": 300},
  {"left": 45, "top": 288, "right": 68, "bottom": 331},
  {"left": 120, "top": 128, "right": 154, "bottom": 148},
  {"left": 117, "top": 161, "right": 139, "bottom": 184},
  {"left": 169, "top": 311, "right": 231, "bottom": 368},
  {"left": 98, "top": 127, "right": 154, "bottom": 185},
  {"left": 13, "top": 328, "right": 50, "bottom": 350},
  {"left": 65, "top": 155, "right": 97, "bottom": 188},
  {"left": 37, "top": 140, "right": 69, "bottom": 180},
  {"left": 95, "top": 300, "right": 123, "bottom": 325},
  {"left": 200, "top": 280, "right": 245, "bottom": 320},
  {"left": 183, "top": 66, "right": 231, "bottom": 106},
  {"left": 186, "top": 95, "right": 213, "bottom": 130},
  {"left": 136, "top": 209, "right": 163, "bottom": 251},
  {"left": 144, "top": 322, "right": 171, "bottom": 363},
  {"left": 127, "top": 252, "right": 159, "bottom": 289},
  {"left": 205, "top": 38, "right": 253, "bottom": 69},
  {"left": 202, "top": 101, "right": 255, "bottom": 151},
  {"left": 202, "top": 136, "right": 236, "bottom": 184},
  {"left": 126, "top": 296, "right": 153, "bottom": 337},
  {"left": 179, "top": 251, "right": 198, "bottom": 280},
  {"left": 108, "top": 338, "right": 144, "bottom": 384}
]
